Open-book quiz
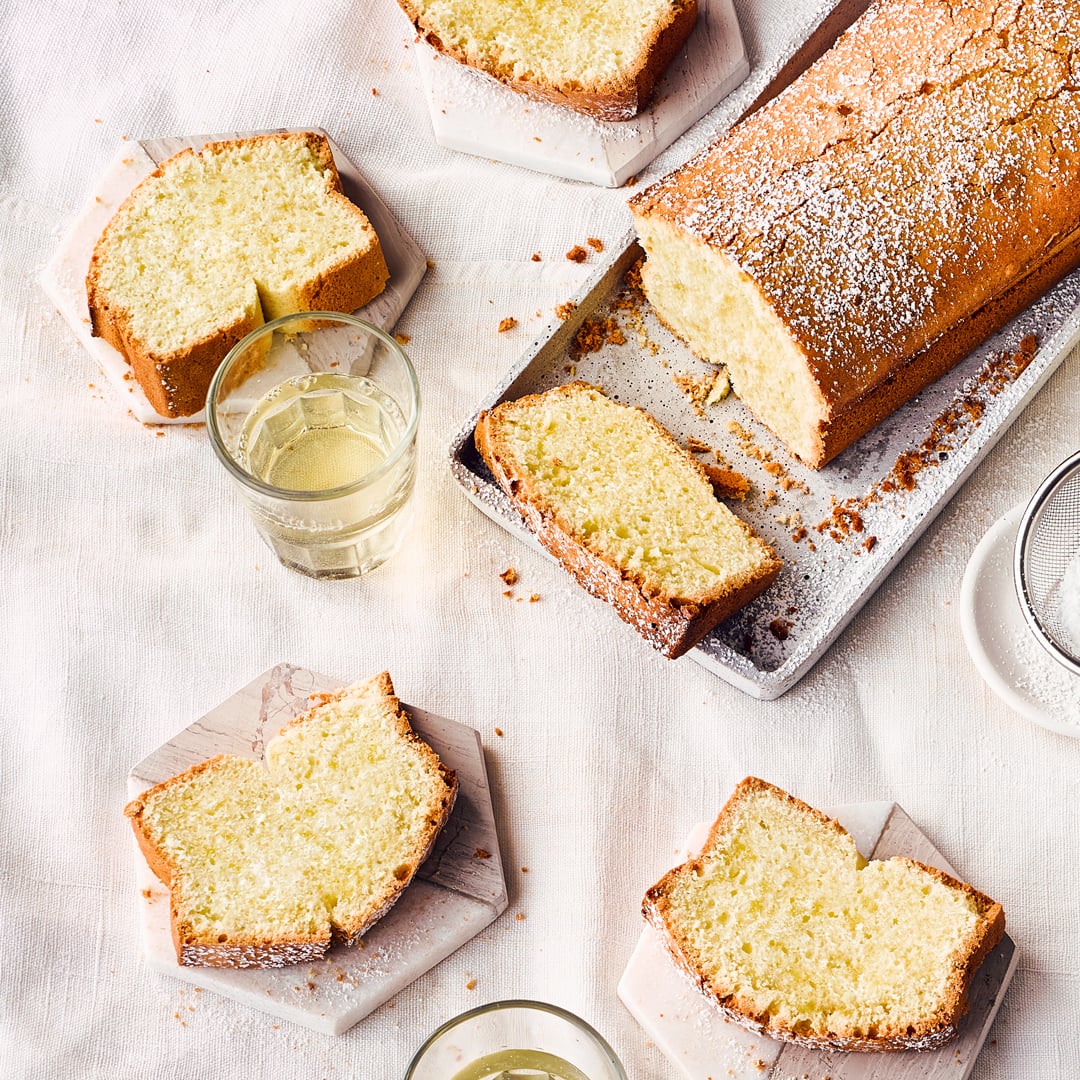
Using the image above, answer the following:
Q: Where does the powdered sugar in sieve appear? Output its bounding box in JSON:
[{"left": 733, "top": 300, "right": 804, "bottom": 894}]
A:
[{"left": 1014, "top": 451, "right": 1080, "bottom": 677}]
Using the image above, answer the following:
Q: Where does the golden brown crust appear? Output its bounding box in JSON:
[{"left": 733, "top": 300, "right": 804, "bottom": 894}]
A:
[
  {"left": 475, "top": 383, "right": 780, "bottom": 658},
  {"left": 630, "top": 0, "right": 1080, "bottom": 467},
  {"left": 643, "top": 777, "right": 1006, "bottom": 1051},
  {"left": 395, "top": 0, "right": 697, "bottom": 121},
  {"left": 86, "top": 131, "right": 389, "bottom": 419},
  {"left": 123, "top": 674, "right": 457, "bottom": 969}
]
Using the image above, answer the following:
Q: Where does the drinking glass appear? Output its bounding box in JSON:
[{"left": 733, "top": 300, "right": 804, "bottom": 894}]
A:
[
  {"left": 404, "top": 1000, "right": 628, "bottom": 1080},
  {"left": 207, "top": 311, "right": 419, "bottom": 579}
]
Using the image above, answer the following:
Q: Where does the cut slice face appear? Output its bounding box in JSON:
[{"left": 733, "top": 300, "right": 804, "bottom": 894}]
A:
[
  {"left": 87, "top": 132, "right": 389, "bottom": 417},
  {"left": 644, "top": 777, "right": 1006, "bottom": 1050},
  {"left": 396, "top": 0, "right": 698, "bottom": 119},
  {"left": 124, "top": 674, "right": 456, "bottom": 968},
  {"left": 475, "top": 382, "right": 780, "bottom": 657}
]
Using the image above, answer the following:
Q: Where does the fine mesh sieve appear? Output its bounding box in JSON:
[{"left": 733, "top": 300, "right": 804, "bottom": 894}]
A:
[{"left": 1014, "top": 450, "right": 1080, "bottom": 677}]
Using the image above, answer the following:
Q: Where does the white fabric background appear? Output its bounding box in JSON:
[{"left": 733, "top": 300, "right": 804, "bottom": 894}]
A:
[{"left": 2, "top": 0, "right": 1078, "bottom": 1076}]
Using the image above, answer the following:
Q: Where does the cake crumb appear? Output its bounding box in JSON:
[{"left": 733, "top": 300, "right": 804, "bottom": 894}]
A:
[
  {"left": 570, "top": 314, "right": 625, "bottom": 360},
  {"left": 466, "top": 976, "right": 477, "bottom": 990},
  {"left": 813, "top": 338, "right": 1036, "bottom": 549},
  {"left": 672, "top": 367, "right": 729, "bottom": 416},
  {"left": 769, "top": 618, "right": 793, "bottom": 641},
  {"left": 566, "top": 245, "right": 588, "bottom": 263},
  {"left": 516, "top": 912, "right": 526, "bottom": 920},
  {"left": 494, "top": 727, "right": 504, "bottom": 736},
  {"left": 703, "top": 464, "right": 751, "bottom": 501},
  {"left": 497, "top": 317, "right": 518, "bottom": 333},
  {"left": 555, "top": 301, "right": 577, "bottom": 320},
  {"left": 521, "top": 866, "right": 529, "bottom": 873},
  {"left": 531, "top": 252, "right": 542, "bottom": 261},
  {"left": 394, "top": 332, "right": 410, "bottom": 345},
  {"left": 499, "top": 567, "right": 518, "bottom": 586},
  {"left": 473, "top": 848, "right": 491, "bottom": 859},
  {"left": 528, "top": 593, "right": 540, "bottom": 603},
  {"left": 587, "top": 236, "right": 604, "bottom": 252}
]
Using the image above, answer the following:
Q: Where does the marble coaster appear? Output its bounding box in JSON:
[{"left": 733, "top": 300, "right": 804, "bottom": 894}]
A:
[
  {"left": 40, "top": 129, "right": 426, "bottom": 425},
  {"left": 415, "top": 0, "right": 748, "bottom": 187},
  {"left": 127, "top": 663, "right": 507, "bottom": 1035},
  {"left": 619, "top": 803, "right": 1016, "bottom": 1079}
]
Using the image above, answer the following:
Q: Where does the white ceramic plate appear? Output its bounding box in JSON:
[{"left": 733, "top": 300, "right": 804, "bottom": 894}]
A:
[{"left": 960, "top": 504, "right": 1080, "bottom": 736}]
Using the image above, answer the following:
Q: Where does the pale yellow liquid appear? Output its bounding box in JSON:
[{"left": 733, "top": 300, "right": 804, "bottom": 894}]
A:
[
  {"left": 239, "top": 372, "right": 404, "bottom": 492},
  {"left": 449, "top": 1049, "right": 591, "bottom": 1080}
]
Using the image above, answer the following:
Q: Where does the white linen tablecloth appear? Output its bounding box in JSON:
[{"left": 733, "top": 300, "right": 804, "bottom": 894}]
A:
[{"left": 2, "top": 0, "right": 1078, "bottom": 1076}]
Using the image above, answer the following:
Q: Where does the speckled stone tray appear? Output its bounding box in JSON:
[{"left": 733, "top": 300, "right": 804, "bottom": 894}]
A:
[{"left": 449, "top": 235, "right": 1080, "bottom": 698}]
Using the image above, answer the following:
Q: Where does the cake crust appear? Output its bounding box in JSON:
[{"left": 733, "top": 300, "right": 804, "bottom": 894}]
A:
[
  {"left": 395, "top": 0, "right": 698, "bottom": 121},
  {"left": 124, "top": 673, "right": 457, "bottom": 969},
  {"left": 644, "top": 777, "right": 1007, "bottom": 1051},
  {"left": 475, "top": 382, "right": 781, "bottom": 658},
  {"left": 87, "top": 131, "right": 390, "bottom": 419},
  {"left": 630, "top": 0, "right": 1080, "bottom": 466}
]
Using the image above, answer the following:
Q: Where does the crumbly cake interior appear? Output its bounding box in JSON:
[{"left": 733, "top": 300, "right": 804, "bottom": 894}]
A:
[
  {"left": 663, "top": 789, "right": 981, "bottom": 1038},
  {"left": 495, "top": 387, "right": 766, "bottom": 598},
  {"left": 411, "top": 0, "right": 686, "bottom": 85},
  {"left": 634, "top": 216, "right": 829, "bottom": 464},
  {"left": 93, "top": 138, "right": 377, "bottom": 358},
  {"left": 137, "top": 682, "right": 446, "bottom": 943}
]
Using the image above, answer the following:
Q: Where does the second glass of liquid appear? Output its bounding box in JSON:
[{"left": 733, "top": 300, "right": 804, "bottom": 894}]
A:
[
  {"left": 207, "top": 313, "right": 420, "bottom": 579},
  {"left": 404, "top": 1001, "right": 627, "bottom": 1080}
]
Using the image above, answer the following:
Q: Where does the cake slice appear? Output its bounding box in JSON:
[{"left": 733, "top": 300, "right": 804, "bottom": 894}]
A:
[
  {"left": 474, "top": 383, "right": 780, "bottom": 658},
  {"left": 124, "top": 673, "right": 456, "bottom": 968},
  {"left": 395, "top": 0, "right": 698, "bottom": 120},
  {"left": 629, "top": 0, "right": 1080, "bottom": 467},
  {"left": 644, "top": 778, "right": 1005, "bottom": 1051},
  {"left": 87, "top": 131, "right": 389, "bottom": 418}
]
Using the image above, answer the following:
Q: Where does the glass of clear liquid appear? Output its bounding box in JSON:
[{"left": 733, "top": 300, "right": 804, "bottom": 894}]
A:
[
  {"left": 207, "top": 311, "right": 420, "bottom": 579},
  {"left": 404, "top": 1000, "right": 628, "bottom": 1080}
]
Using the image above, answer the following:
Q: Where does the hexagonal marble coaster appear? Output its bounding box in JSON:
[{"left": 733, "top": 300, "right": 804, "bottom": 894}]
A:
[
  {"left": 619, "top": 803, "right": 1016, "bottom": 1080},
  {"left": 414, "top": 0, "right": 748, "bottom": 187},
  {"left": 127, "top": 663, "right": 507, "bottom": 1035}
]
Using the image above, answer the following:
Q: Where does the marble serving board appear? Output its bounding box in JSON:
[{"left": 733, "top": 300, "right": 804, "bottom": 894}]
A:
[
  {"left": 40, "top": 128, "right": 427, "bottom": 425},
  {"left": 413, "top": 0, "right": 748, "bottom": 187},
  {"left": 619, "top": 803, "right": 1017, "bottom": 1080},
  {"left": 126, "top": 663, "right": 507, "bottom": 1035}
]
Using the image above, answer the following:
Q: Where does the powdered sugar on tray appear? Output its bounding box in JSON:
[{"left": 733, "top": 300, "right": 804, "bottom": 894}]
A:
[{"left": 450, "top": 237, "right": 1080, "bottom": 699}]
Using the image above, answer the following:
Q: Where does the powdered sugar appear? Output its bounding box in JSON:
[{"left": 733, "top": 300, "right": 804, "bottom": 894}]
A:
[
  {"left": 1013, "top": 624, "right": 1080, "bottom": 720},
  {"left": 1060, "top": 549, "right": 1080, "bottom": 656},
  {"left": 638, "top": 0, "right": 1080, "bottom": 390}
]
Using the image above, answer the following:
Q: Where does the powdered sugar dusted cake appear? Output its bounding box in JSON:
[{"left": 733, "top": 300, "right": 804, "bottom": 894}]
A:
[{"left": 630, "top": 0, "right": 1080, "bottom": 468}]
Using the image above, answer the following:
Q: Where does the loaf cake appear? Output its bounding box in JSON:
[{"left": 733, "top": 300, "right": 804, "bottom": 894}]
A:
[
  {"left": 644, "top": 777, "right": 1005, "bottom": 1051},
  {"left": 395, "top": 0, "right": 698, "bottom": 120},
  {"left": 630, "top": 0, "right": 1080, "bottom": 467},
  {"left": 124, "top": 673, "right": 456, "bottom": 968},
  {"left": 474, "top": 382, "right": 781, "bottom": 658},
  {"left": 87, "top": 132, "right": 389, "bottom": 418}
]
